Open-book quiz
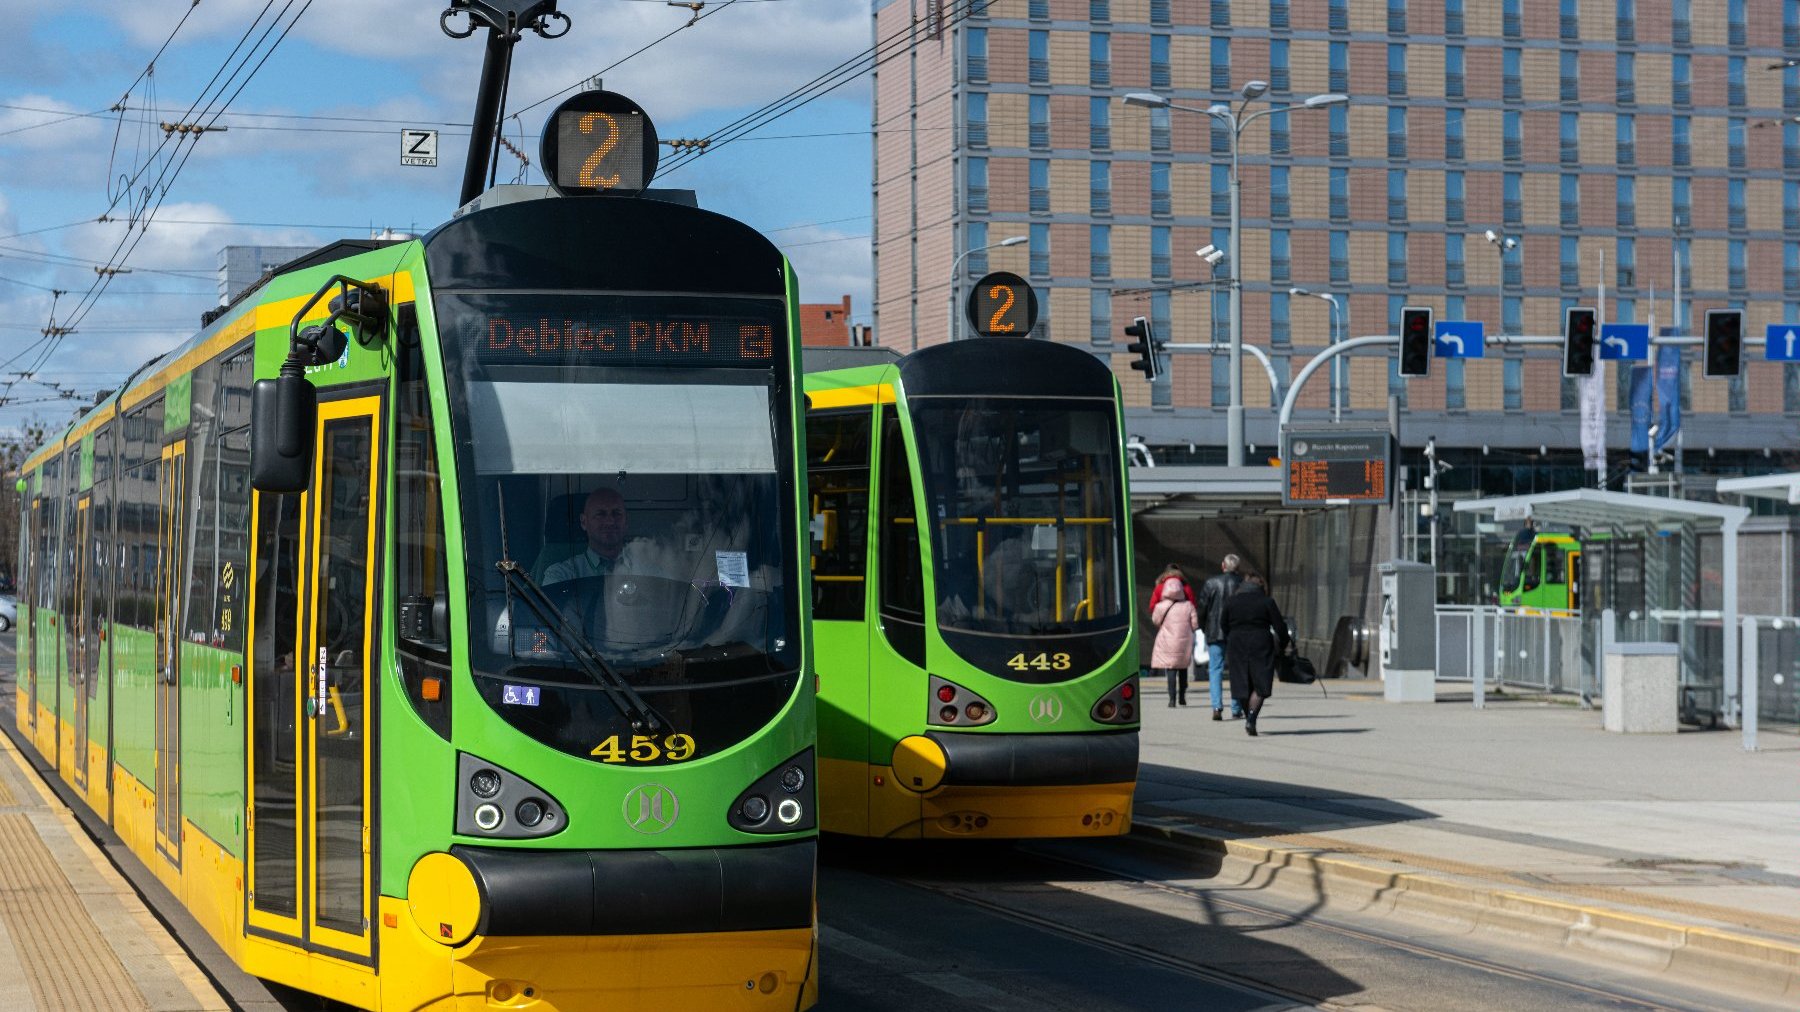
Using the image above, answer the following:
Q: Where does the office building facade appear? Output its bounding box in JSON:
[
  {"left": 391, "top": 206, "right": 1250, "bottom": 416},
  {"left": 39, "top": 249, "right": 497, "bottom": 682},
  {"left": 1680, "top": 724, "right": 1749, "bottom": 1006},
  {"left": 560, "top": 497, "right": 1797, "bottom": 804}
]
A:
[{"left": 871, "top": 0, "right": 1800, "bottom": 459}]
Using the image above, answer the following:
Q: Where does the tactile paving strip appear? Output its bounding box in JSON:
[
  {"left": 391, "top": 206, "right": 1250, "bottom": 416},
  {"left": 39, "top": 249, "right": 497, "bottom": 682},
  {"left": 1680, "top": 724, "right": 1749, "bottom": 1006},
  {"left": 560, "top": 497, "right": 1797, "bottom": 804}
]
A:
[{"left": 0, "top": 812, "right": 146, "bottom": 1010}]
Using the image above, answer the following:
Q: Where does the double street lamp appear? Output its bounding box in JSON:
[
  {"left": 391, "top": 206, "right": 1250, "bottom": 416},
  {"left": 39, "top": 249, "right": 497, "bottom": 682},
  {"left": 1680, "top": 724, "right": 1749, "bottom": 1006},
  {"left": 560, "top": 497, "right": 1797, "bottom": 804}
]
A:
[
  {"left": 1289, "top": 287, "right": 1343, "bottom": 423},
  {"left": 1124, "top": 86, "right": 1347, "bottom": 465},
  {"left": 944, "top": 234, "right": 1028, "bottom": 347}
]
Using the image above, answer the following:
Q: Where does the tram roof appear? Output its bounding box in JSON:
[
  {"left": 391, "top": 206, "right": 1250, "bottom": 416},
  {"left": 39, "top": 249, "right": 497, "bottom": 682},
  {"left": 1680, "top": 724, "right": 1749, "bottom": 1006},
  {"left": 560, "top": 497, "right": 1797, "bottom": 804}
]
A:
[
  {"left": 1716, "top": 472, "right": 1800, "bottom": 505},
  {"left": 1453, "top": 488, "right": 1748, "bottom": 532}
]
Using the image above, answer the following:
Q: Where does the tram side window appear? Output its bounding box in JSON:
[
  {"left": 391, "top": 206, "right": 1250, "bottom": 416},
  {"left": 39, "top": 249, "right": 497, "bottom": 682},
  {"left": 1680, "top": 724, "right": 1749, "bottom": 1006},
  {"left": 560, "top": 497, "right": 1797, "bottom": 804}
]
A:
[
  {"left": 91, "top": 425, "right": 115, "bottom": 643},
  {"left": 394, "top": 310, "right": 453, "bottom": 739},
  {"left": 118, "top": 404, "right": 161, "bottom": 631},
  {"left": 184, "top": 359, "right": 221, "bottom": 645},
  {"left": 60, "top": 448, "right": 79, "bottom": 619},
  {"left": 1544, "top": 545, "right": 1567, "bottom": 585},
  {"left": 878, "top": 407, "right": 927, "bottom": 666},
  {"left": 212, "top": 349, "right": 254, "bottom": 655},
  {"left": 805, "top": 408, "right": 872, "bottom": 621}
]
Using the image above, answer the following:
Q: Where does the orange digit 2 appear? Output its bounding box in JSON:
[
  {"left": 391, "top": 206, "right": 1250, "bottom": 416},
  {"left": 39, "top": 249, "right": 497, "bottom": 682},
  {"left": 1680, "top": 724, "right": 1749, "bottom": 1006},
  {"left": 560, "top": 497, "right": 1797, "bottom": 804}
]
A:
[
  {"left": 987, "top": 284, "right": 1017, "bottom": 332},
  {"left": 577, "top": 112, "right": 622, "bottom": 188}
]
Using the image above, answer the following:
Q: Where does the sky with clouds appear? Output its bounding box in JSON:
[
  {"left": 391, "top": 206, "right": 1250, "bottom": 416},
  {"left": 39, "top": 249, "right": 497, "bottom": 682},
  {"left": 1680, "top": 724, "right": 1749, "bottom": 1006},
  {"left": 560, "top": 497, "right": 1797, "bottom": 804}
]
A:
[{"left": 0, "top": 0, "right": 873, "bottom": 436}]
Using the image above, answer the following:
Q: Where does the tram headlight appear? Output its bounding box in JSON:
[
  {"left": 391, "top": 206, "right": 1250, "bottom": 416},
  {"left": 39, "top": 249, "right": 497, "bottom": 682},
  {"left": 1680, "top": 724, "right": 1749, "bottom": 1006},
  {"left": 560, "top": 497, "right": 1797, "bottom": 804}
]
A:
[
  {"left": 1089, "top": 676, "right": 1140, "bottom": 726},
  {"left": 728, "top": 749, "right": 814, "bottom": 834},
  {"left": 456, "top": 753, "right": 566, "bottom": 839},
  {"left": 927, "top": 676, "right": 997, "bottom": 727},
  {"left": 470, "top": 768, "right": 503, "bottom": 799}
]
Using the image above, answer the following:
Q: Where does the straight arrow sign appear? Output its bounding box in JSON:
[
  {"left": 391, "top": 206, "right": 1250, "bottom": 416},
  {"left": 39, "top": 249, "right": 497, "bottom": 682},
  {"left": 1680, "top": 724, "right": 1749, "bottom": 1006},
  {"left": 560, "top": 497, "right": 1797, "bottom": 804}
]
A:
[{"left": 1766, "top": 323, "right": 1800, "bottom": 362}]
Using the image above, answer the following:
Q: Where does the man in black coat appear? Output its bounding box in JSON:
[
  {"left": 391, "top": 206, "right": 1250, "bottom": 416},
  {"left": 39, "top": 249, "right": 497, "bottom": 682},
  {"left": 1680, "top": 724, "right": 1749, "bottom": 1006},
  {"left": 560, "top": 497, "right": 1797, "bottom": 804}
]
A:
[
  {"left": 1223, "top": 571, "right": 1292, "bottom": 737},
  {"left": 1193, "top": 554, "right": 1243, "bottom": 721}
]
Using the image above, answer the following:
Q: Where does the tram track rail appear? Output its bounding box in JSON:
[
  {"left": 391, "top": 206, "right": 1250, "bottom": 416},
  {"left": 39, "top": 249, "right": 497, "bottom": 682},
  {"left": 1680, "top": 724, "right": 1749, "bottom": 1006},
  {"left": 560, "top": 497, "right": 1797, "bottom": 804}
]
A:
[{"left": 879, "top": 837, "right": 1738, "bottom": 1012}]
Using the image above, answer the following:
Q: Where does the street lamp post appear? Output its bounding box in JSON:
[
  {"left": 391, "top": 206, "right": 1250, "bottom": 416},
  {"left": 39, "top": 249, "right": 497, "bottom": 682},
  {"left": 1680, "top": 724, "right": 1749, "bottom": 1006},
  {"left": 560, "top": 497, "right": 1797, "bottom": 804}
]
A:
[
  {"left": 944, "top": 235, "right": 1028, "bottom": 347},
  {"left": 1289, "top": 286, "right": 1343, "bottom": 423},
  {"left": 1125, "top": 88, "right": 1346, "bottom": 466},
  {"left": 1479, "top": 228, "right": 1520, "bottom": 333}
]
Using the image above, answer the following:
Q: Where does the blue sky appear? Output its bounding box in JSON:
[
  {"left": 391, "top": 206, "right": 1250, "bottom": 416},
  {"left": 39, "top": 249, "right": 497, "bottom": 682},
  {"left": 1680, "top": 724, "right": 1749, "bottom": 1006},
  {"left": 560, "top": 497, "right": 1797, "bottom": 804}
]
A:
[{"left": 0, "top": 0, "right": 872, "bottom": 436}]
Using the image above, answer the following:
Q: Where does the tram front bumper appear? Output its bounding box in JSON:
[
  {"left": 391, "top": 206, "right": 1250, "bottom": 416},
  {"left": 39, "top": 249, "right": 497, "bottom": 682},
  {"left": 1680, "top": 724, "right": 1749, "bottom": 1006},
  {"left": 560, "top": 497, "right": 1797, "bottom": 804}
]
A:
[{"left": 878, "top": 730, "right": 1139, "bottom": 839}]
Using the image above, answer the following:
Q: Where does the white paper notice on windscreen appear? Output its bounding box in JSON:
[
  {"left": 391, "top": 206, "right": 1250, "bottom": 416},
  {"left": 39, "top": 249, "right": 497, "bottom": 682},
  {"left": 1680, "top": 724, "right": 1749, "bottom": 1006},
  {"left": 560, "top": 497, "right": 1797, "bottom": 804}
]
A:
[{"left": 715, "top": 551, "right": 750, "bottom": 588}]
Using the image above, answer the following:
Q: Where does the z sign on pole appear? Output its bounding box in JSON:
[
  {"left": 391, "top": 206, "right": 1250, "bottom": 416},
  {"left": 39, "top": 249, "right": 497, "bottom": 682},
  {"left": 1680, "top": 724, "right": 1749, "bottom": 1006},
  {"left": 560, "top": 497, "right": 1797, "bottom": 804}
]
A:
[{"left": 401, "top": 129, "right": 439, "bottom": 167}]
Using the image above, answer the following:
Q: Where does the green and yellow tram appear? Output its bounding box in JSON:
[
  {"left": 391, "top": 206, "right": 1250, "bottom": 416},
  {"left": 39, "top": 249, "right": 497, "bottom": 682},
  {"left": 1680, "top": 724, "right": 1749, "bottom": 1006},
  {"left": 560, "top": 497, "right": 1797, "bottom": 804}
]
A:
[
  {"left": 803, "top": 339, "right": 1139, "bottom": 840},
  {"left": 12, "top": 136, "right": 819, "bottom": 1007},
  {"left": 1499, "top": 531, "right": 1581, "bottom": 612}
]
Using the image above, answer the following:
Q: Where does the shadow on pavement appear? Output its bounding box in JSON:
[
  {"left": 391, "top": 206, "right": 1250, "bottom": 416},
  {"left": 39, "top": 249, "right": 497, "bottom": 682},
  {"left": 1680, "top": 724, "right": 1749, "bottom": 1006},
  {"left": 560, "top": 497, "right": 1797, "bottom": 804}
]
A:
[
  {"left": 1133, "top": 764, "right": 1436, "bottom": 836},
  {"left": 821, "top": 835, "right": 1365, "bottom": 1008}
]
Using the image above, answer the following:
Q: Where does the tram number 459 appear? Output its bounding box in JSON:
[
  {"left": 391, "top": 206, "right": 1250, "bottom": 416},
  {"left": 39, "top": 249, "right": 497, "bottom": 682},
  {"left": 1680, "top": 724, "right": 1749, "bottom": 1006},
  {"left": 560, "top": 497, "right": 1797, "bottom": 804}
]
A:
[
  {"left": 591, "top": 733, "right": 698, "bottom": 764},
  {"left": 1006, "top": 652, "right": 1071, "bottom": 672}
]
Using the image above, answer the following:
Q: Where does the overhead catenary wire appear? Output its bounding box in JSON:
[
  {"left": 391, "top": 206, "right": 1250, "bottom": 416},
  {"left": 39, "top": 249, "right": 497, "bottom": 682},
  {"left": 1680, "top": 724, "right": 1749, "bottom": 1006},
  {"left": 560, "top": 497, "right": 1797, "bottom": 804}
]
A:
[
  {"left": 657, "top": 0, "right": 980, "bottom": 177},
  {"left": 2, "top": 1, "right": 317, "bottom": 407}
]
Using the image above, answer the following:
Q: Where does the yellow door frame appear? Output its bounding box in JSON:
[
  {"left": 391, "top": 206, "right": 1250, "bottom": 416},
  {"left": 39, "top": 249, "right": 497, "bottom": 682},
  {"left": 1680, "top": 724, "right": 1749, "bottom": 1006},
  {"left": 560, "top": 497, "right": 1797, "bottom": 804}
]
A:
[
  {"left": 303, "top": 394, "right": 381, "bottom": 960},
  {"left": 155, "top": 439, "right": 187, "bottom": 863}
]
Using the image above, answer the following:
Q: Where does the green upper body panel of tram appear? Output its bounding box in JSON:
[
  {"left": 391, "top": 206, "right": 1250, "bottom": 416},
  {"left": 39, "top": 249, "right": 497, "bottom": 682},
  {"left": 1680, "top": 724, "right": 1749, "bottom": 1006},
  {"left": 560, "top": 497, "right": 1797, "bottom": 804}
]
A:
[
  {"left": 802, "top": 339, "right": 1140, "bottom": 839},
  {"left": 12, "top": 190, "right": 819, "bottom": 1010}
]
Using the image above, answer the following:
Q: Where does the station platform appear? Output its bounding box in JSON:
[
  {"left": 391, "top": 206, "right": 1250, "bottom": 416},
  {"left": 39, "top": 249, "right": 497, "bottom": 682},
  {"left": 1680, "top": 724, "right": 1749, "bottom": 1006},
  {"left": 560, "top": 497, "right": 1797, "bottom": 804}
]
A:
[
  {"left": 1134, "top": 677, "right": 1800, "bottom": 1003},
  {"left": 0, "top": 674, "right": 229, "bottom": 1009}
]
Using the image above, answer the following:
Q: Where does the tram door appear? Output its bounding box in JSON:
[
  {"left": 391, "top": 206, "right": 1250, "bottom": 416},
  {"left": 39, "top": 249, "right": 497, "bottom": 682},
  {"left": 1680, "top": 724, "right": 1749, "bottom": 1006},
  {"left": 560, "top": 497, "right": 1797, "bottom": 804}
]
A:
[
  {"left": 247, "top": 395, "right": 380, "bottom": 962},
  {"left": 155, "top": 441, "right": 187, "bottom": 862},
  {"left": 24, "top": 498, "right": 40, "bottom": 737},
  {"left": 70, "top": 496, "right": 91, "bottom": 791}
]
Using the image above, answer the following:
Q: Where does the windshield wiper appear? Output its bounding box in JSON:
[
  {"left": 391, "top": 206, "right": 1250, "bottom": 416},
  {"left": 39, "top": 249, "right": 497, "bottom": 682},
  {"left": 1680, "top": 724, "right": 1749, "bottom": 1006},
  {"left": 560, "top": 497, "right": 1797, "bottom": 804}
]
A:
[{"left": 496, "top": 560, "right": 665, "bottom": 733}]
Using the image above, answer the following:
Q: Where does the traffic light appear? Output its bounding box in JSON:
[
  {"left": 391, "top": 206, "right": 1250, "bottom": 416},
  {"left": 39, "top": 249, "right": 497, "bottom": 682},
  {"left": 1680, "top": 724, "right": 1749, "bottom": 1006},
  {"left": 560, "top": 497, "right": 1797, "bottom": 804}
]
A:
[
  {"left": 1563, "top": 306, "right": 1597, "bottom": 377},
  {"left": 1399, "top": 306, "right": 1433, "bottom": 377},
  {"left": 1125, "top": 316, "right": 1162, "bottom": 382},
  {"left": 1704, "top": 309, "right": 1743, "bottom": 378}
]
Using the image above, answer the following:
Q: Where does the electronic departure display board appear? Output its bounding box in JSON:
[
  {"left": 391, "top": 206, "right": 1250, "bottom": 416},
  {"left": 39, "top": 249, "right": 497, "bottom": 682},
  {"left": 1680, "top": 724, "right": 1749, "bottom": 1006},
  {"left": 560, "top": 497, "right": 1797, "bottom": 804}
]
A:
[
  {"left": 541, "top": 90, "right": 659, "bottom": 197},
  {"left": 1281, "top": 430, "right": 1393, "bottom": 506},
  {"left": 443, "top": 294, "right": 784, "bottom": 369},
  {"left": 965, "top": 271, "right": 1038, "bottom": 337}
]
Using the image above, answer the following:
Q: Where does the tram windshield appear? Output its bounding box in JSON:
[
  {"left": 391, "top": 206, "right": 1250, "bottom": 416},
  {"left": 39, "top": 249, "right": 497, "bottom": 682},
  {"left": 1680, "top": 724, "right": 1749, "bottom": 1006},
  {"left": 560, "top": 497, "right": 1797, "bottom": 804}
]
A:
[
  {"left": 436, "top": 291, "right": 801, "bottom": 762},
  {"left": 908, "top": 397, "right": 1129, "bottom": 642}
]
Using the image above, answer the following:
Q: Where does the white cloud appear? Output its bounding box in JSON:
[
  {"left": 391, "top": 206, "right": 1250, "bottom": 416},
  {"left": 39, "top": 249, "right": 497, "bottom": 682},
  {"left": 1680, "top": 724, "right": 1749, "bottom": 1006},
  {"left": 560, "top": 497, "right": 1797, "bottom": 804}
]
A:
[{"left": 775, "top": 224, "right": 870, "bottom": 317}]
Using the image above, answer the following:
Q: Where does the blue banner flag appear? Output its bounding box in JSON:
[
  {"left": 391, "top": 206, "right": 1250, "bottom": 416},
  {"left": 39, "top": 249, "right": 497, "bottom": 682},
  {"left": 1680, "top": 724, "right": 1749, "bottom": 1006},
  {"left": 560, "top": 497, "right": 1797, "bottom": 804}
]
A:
[
  {"left": 1629, "top": 361, "right": 1653, "bottom": 455},
  {"left": 1654, "top": 341, "right": 1682, "bottom": 455}
]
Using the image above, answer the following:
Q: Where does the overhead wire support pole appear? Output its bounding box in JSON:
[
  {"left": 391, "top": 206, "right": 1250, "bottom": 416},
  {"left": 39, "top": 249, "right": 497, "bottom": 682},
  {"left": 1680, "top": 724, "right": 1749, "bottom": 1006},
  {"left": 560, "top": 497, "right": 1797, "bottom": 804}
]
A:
[{"left": 443, "top": 1, "right": 570, "bottom": 208}]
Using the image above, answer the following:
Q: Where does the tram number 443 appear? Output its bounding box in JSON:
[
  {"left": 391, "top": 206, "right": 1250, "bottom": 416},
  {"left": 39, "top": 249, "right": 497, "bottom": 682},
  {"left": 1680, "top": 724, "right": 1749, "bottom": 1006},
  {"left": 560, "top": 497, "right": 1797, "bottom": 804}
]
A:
[
  {"left": 1006, "top": 652, "right": 1072, "bottom": 672},
  {"left": 591, "top": 733, "right": 698, "bottom": 764}
]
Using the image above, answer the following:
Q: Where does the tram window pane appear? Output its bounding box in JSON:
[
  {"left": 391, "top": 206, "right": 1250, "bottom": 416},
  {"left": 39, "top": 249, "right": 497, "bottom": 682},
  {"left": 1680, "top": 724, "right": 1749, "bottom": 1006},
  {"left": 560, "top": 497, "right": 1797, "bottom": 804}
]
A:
[
  {"left": 184, "top": 361, "right": 220, "bottom": 643},
  {"left": 250, "top": 491, "right": 303, "bottom": 918},
  {"left": 214, "top": 429, "right": 250, "bottom": 655},
  {"left": 396, "top": 322, "right": 453, "bottom": 739},
  {"left": 908, "top": 399, "right": 1128, "bottom": 638},
  {"left": 878, "top": 407, "right": 927, "bottom": 666},
  {"left": 313, "top": 416, "right": 374, "bottom": 934},
  {"left": 1545, "top": 546, "right": 1567, "bottom": 585},
  {"left": 805, "top": 408, "right": 873, "bottom": 621}
]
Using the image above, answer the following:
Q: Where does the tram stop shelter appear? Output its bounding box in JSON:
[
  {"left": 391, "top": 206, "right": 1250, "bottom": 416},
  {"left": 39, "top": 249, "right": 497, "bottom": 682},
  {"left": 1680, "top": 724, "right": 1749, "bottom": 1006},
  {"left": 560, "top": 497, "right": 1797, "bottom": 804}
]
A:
[{"left": 1454, "top": 489, "right": 1750, "bottom": 738}]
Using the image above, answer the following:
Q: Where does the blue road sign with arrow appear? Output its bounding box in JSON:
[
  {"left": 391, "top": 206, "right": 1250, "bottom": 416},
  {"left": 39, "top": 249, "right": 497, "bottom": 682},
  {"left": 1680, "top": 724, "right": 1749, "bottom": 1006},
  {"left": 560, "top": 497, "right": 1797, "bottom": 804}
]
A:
[
  {"left": 1766, "top": 324, "right": 1800, "bottom": 362},
  {"left": 1599, "top": 323, "right": 1650, "bottom": 361},
  {"left": 1434, "top": 320, "right": 1484, "bottom": 358}
]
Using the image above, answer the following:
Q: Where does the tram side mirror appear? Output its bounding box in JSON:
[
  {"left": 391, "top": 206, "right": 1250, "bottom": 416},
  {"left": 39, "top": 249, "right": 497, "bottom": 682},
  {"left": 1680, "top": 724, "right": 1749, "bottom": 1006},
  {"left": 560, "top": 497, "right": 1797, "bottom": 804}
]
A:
[{"left": 250, "top": 374, "right": 316, "bottom": 493}]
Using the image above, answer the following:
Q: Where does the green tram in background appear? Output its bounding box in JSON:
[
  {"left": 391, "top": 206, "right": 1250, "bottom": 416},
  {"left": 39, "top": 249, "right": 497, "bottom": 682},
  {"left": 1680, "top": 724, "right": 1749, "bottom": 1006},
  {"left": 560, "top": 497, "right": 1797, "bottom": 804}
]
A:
[
  {"left": 11, "top": 134, "right": 819, "bottom": 1007},
  {"left": 1499, "top": 531, "right": 1582, "bottom": 612},
  {"left": 802, "top": 339, "right": 1139, "bottom": 840}
]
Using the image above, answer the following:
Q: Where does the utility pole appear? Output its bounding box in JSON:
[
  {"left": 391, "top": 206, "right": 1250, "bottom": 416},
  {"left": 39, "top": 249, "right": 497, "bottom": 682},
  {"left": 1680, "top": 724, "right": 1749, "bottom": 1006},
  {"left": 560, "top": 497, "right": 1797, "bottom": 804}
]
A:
[{"left": 443, "top": 1, "right": 570, "bottom": 208}]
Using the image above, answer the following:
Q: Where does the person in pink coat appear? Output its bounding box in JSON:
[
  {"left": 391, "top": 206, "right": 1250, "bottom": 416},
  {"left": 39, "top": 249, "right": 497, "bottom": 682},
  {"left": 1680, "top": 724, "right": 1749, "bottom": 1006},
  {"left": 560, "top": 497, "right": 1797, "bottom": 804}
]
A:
[{"left": 1150, "top": 576, "right": 1200, "bottom": 707}]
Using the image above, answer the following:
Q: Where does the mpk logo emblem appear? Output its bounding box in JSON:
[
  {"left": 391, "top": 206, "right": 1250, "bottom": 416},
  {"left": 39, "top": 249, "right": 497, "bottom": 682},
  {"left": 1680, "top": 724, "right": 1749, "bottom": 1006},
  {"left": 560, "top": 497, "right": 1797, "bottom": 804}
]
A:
[{"left": 622, "top": 783, "right": 680, "bottom": 834}]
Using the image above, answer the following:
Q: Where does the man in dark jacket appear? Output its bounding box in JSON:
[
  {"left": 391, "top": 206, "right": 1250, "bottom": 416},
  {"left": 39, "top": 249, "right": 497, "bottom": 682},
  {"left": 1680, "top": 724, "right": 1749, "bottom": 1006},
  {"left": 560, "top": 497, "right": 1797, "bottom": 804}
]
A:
[{"left": 1193, "top": 554, "right": 1243, "bottom": 721}]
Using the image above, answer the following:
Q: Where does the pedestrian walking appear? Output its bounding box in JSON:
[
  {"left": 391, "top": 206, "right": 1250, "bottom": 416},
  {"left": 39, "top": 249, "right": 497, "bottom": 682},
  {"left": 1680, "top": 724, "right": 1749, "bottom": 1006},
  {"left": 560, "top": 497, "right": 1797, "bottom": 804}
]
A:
[
  {"left": 1149, "top": 576, "right": 1200, "bottom": 707},
  {"left": 1193, "top": 553, "right": 1244, "bottom": 720},
  {"left": 1148, "top": 563, "right": 1196, "bottom": 611},
  {"left": 1222, "top": 571, "right": 1292, "bottom": 737}
]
